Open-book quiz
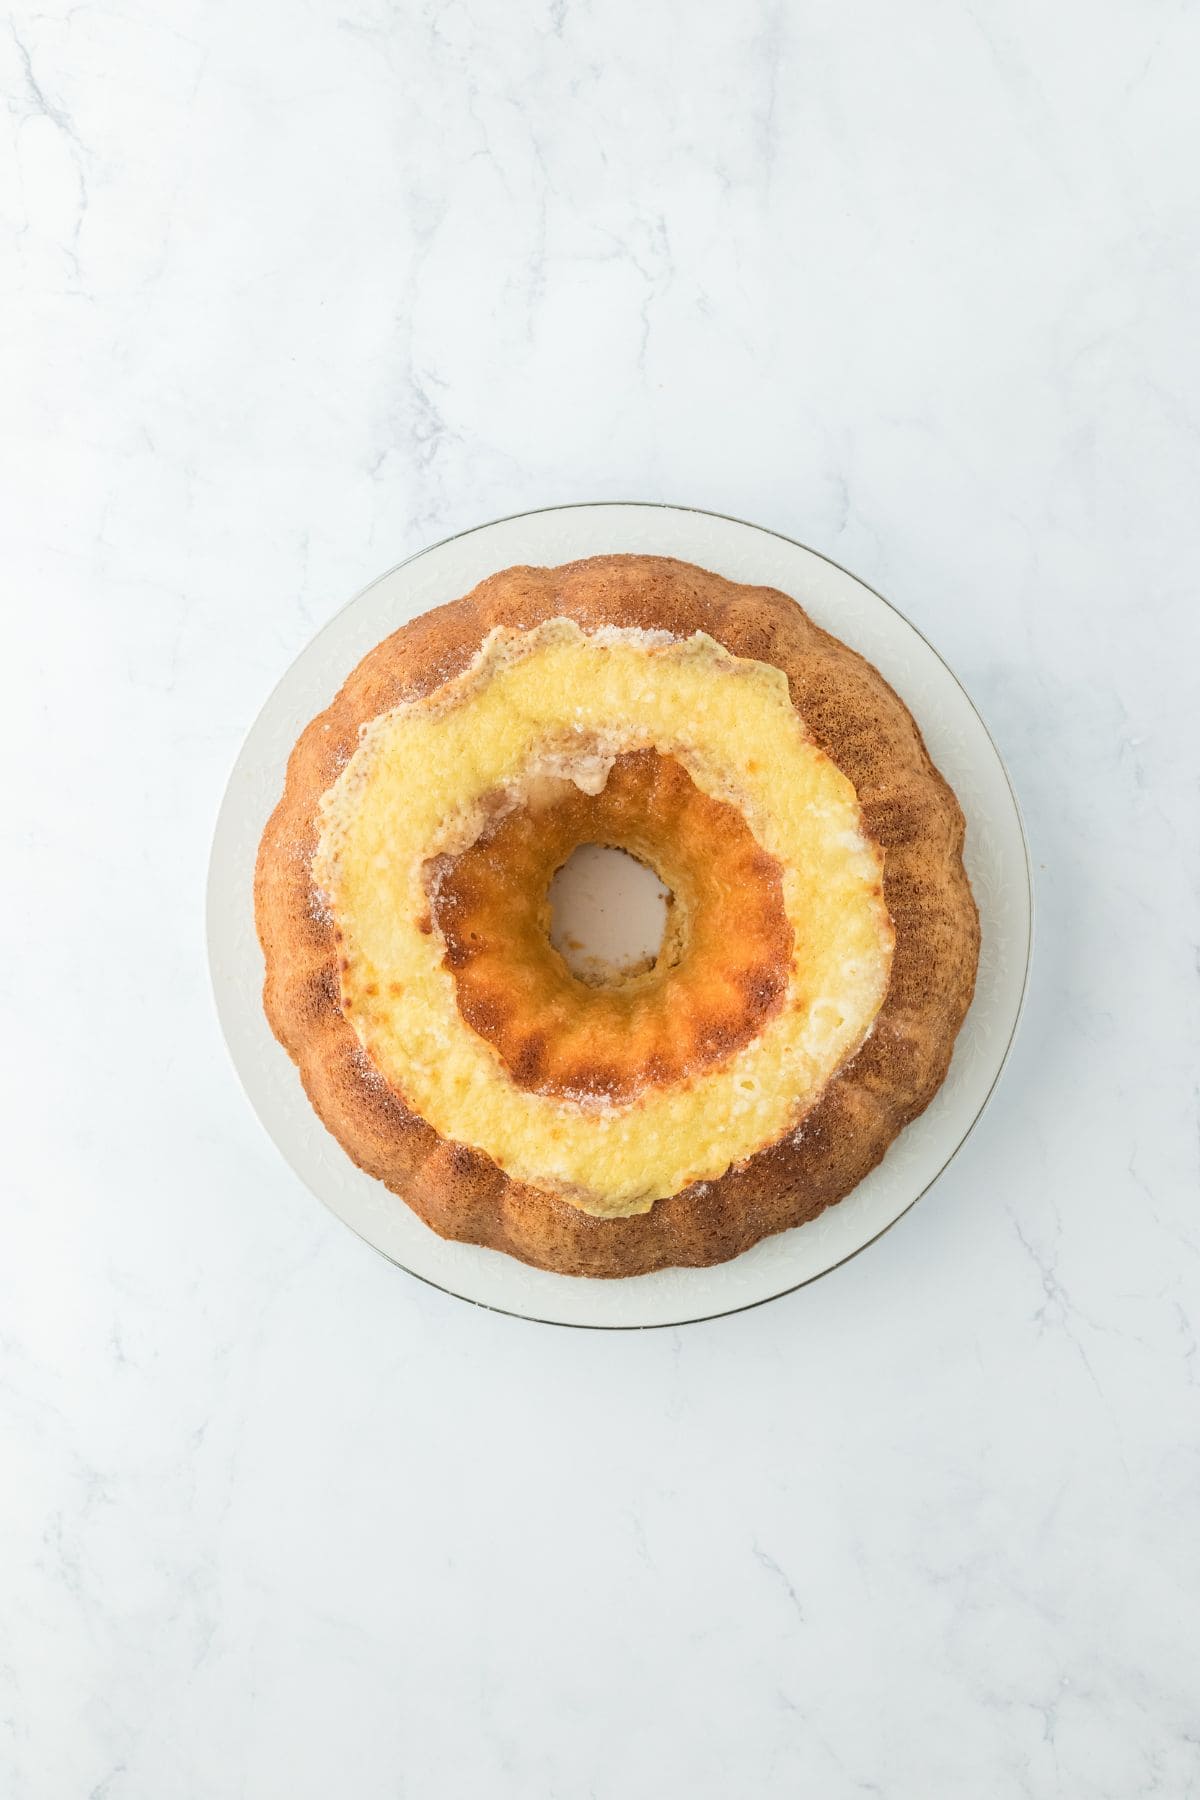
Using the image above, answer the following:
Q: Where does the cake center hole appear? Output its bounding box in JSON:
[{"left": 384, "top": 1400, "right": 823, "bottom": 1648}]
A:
[{"left": 548, "top": 844, "right": 670, "bottom": 984}]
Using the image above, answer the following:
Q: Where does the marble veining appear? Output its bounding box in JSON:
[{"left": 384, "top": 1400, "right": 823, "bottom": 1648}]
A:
[{"left": 2, "top": 1, "right": 1199, "bottom": 1796}]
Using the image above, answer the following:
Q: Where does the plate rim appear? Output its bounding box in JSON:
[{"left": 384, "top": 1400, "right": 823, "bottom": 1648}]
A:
[{"left": 207, "top": 499, "right": 1034, "bottom": 1329}]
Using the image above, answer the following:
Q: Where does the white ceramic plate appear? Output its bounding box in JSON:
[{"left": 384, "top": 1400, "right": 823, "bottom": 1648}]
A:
[{"left": 208, "top": 503, "right": 1032, "bottom": 1328}]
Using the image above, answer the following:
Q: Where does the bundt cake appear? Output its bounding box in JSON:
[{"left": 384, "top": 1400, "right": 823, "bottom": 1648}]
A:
[{"left": 255, "top": 554, "right": 979, "bottom": 1276}]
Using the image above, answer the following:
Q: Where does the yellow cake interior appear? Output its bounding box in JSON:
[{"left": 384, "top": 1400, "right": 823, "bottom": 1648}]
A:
[{"left": 313, "top": 620, "right": 894, "bottom": 1216}]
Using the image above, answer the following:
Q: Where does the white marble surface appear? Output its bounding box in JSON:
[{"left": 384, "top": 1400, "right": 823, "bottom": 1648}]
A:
[{"left": 2, "top": 0, "right": 1198, "bottom": 1793}]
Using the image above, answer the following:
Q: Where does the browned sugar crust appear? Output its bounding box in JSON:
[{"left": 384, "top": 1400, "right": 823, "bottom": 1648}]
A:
[
  {"left": 254, "top": 554, "right": 981, "bottom": 1277},
  {"left": 430, "top": 748, "right": 793, "bottom": 1103}
]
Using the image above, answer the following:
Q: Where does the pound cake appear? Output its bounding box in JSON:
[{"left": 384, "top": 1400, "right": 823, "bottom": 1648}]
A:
[{"left": 255, "top": 554, "right": 979, "bottom": 1276}]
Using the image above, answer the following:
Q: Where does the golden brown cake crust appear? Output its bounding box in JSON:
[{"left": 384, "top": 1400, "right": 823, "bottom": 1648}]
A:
[
  {"left": 431, "top": 748, "right": 794, "bottom": 1104},
  {"left": 254, "top": 554, "right": 980, "bottom": 1277}
]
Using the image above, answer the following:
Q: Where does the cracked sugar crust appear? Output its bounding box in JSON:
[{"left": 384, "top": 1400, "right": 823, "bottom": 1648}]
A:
[{"left": 254, "top": 553, "right": 980, "bottom": 1277}]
